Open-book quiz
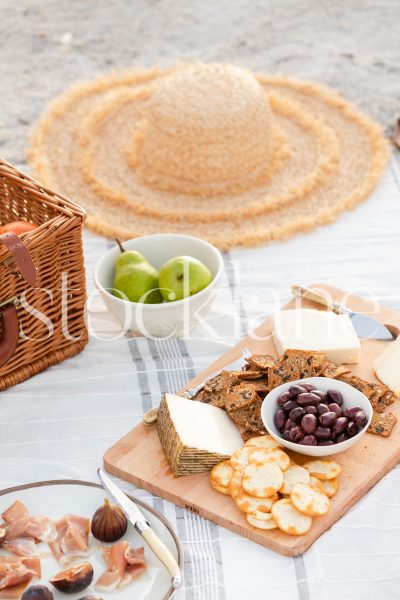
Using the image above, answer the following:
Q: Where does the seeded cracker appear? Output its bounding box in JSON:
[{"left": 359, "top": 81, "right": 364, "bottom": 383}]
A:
[
  {"left": 339, "top": 374, "right": 394, "bottom": 413},
  {"left": 241, "top": 428, "right": 257, "bottom": 443},
  {"left": 193, "top": 388, "right": 227, "bottom": 409},
  {"left": 225, "top": 384, "right": 259, "bottom": 411},
  {"left": 227, "top": 396, "right": 262, "bottom": 428},
  {"left": 368, "top": 411, "right": 397, "bottom": 437},
  {"left": 245, "top": 354, "right": 277, "bottom": 372},
  {"left": 234, "top": 370, "right": 264, "bottom": 380},
  {"left": 268, "top": 349, "right": 327, "bottom": 389},
  {"left": 245, "top": 411, "right": 268, "bottom": 435},
  {"left": 204, "top": 370, "right": 239, "bottom": 393},
  {"left": 370, "top": 390, "right": 395, "bottom": 413},
  {"left": 323, "top": 361, "right": 351, "bottom": 379},
  {"left": 253, "top": 379, "right": 270, "bottom": 395}
]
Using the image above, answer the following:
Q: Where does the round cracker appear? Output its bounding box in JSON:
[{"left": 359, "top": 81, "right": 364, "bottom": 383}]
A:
[
  {"left": 235, "top": 490, "right": 278, "bottom": 514},
  {"left": 272, "top": 499, "right": 312, "bottom": 535},
  {"left": 248, "top": 448, "right": 290, "bottom": 471},
  {"left": 303, "top": 459, "right": 341, "bottom": 480},
  {"left": 230, "top": 446, "right": 256, "bottom": 471},
  {"left": 210, "top": 478, "right": 231, "bottom": 495},
  {"left": 291, "top": 483, "right": 330, "bottom": 516},
  {"left": 309, "top": 475, "right": 326, "bottom": 495},
  {"left": 211, "top": 460, "right": 234, "bottom": 487},
  {"left": 242, "top": 463, "right": 283, "bottom": 498},
  {"left": 319, "top": 477, "right": 339, "bottom": 498},
  {"left": 244, "top": 435, "right": 282, "bottom": 450},
  {"left": 279, "top": 465, "right": 310, "bottom": 495},
  {"left": 229, "top": 470, "right": 243, "bottom": 499},
  {"left": 247, "top": 512, "right": 278, "bottom": 530}
]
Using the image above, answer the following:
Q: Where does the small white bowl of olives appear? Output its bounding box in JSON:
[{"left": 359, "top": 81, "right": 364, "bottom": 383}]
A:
[{"left": 261, "top": 377, "right": 373, "bottom": 457}]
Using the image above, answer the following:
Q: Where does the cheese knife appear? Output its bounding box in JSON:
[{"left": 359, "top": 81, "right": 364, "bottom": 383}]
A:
[
  {"left": 142, "top": 349, "right": 251, "bottom": 424},
  {"left": 292, "top": 285, "right": 397, "bottom": 341},
  {"left": 97, "top": 468, "right": 182, "bottom": 589}
]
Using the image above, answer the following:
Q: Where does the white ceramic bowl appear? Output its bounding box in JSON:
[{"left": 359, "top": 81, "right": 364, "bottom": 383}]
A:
[
  {"left": 261, "top": 377, "right": 372, "bottom": 457},
  {"left": 94, "top": 233, "right": 224, "bottom": 338}
]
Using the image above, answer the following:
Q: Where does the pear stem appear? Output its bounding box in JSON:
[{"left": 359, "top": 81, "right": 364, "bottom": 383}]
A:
[{"left": 115, "top": 238, "right": 125, "bottom": 253}]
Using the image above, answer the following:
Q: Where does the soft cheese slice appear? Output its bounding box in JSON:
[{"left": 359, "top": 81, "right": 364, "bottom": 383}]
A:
[
  {"left": 157, "top": 394, "right": 243, "bottom": 476},
  {"left": 272, "top": 309, "right": 360, "bottom": 364},
  {"left": 374, "top": 337, "right": 400, "bottom": 397}
]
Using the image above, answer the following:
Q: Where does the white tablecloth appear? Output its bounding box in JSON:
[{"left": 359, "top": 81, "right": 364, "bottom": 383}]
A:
[{"left": 1, "top": 153, "right": 400, "bottom": 600}]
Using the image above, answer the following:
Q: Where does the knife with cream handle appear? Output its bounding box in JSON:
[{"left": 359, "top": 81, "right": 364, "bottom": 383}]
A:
[
  {"left": 291, "top": 285, "right": 396, "bottom": 341},
  {"left": 97, "top": 468, "right": 182, "bottom": 589},
  {"left": 143, "top": 347, "right": 251, "bottom": 424}
]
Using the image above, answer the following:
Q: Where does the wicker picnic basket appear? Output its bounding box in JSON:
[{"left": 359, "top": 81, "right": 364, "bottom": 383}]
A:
[{"left": 0, "top": 158, "right": 88, "bottom": 391}]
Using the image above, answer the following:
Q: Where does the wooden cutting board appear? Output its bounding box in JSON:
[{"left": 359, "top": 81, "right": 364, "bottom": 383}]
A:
[{"left": 104, "top": 284, "right": 400, "bottom": 556}]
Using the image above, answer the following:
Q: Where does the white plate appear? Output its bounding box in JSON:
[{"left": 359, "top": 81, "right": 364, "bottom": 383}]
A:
[{"left": 0, "top": 480, "right": 183, "bottom": 600}]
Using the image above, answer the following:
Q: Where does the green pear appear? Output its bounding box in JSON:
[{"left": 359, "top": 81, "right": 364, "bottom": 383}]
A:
[
  {"left": 113, "top": 249, "right": 163, "bottom": 304},
  {"left": 159, "top": 256, "right": 212, "bottom": 302}
]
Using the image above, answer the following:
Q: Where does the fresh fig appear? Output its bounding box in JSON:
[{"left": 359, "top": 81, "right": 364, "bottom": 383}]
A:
[{"left": 91, "top": 498, "right": 128, "bottom": 542}]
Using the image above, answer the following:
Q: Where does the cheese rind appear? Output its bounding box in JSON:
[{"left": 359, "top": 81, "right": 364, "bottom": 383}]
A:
[
  {"left": 157, "top": 393, "right": 243, "bottom": 476},
  {"left": 374, "top": 338, "right": 400, "bottom": 397},
  {"left": 272, "top": 309, "right": 361, "bottom": 364}
]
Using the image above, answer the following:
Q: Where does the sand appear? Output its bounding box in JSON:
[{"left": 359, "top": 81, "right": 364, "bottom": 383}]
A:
[{"left": 0, "top": 0, "right": 399, "bottom": 172}]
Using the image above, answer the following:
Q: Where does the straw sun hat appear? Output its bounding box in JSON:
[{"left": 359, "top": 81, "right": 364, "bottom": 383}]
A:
[{"left": 29, "top": 63, "right": 389, "bottom": 249}]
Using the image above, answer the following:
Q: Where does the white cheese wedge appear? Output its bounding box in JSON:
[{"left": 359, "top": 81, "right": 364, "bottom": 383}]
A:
[
  {"left": 157, "top": 393, "right": 243, "bottom": 476},
  {"left": 272, "top": 308, "right": 361, "bottom": 364},
  {"left": 374, "top": 337, "right": 400, "bottom": 397}
]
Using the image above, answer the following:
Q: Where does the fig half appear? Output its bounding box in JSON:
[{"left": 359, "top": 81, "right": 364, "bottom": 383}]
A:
[
  {"left": 50, "top": 562, "right": 93, "bottom": 594},
  {"left": 21, "top": 586, "right": 54, "bottom": 600}
]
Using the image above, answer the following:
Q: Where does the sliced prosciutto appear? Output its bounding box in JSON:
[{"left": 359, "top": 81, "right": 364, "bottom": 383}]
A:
[
  {"left": 2, "top": 538, "right": 37, "bottom": 558},
  {"left": 5, "top": 516, "right": 55, "bottom": 544},
  {"left": 96, "top": 541, "right": 147, "bottom": 592},
  {"left": 49, "top": 515, "right": 91, "bottom": 565},
  {"left": 1, "top": 502, "right": 29, "bottom": 525},
  {"left": 1, "top": 501, "right": 92, "bottom": 565},
  {"left": 0, "top": 556, "right": 41, "bottom": 598},
  {"left": 1, "top": 501, "right": 56, "bottom": 559}
]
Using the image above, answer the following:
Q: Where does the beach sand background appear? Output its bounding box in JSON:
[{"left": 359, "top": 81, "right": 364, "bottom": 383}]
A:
[{"left": 0, "top": 0, "right": 399, "bottom": 170}]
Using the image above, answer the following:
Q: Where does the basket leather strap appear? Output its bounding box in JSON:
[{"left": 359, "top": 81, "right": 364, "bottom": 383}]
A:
[
  {"left": 0, "top": 304, "right": 19, "bottom": 368},
  {"left": 0, "top": 232, "right": 37, "bottom": 368},
  {"left": 0, "top": 232, "right": 37, "bottom": 286}
]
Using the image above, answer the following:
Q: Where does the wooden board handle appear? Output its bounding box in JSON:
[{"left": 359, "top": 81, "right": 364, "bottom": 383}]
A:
[
  {"left": 291, "top": 284, "right": 336, "bottom": 311},
  {"left": 142, "top": 526, "right": 182, "bottom": 588},
  {"left": 143, "top": 407, "right": 158, "bottom": 424}
]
